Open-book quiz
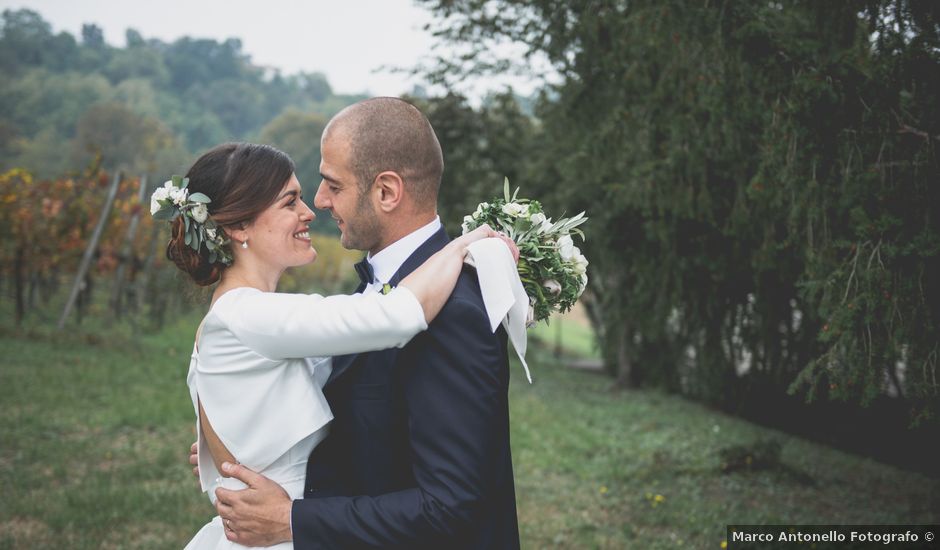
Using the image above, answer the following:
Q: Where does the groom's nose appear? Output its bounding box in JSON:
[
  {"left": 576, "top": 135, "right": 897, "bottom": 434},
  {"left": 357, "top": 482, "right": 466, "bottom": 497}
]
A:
[{"left": 313, "top": 181, "right": 330, "bottom": 210}]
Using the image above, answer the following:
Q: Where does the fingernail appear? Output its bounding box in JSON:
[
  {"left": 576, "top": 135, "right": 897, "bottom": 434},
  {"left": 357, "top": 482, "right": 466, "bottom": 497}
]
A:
[{"left": 221, "top": 461, "right": 232, "bottom": 472}]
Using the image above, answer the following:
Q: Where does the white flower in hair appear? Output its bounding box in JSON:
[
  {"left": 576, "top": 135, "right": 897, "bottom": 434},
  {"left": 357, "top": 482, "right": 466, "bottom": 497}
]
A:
[
  {"left": 150, "top": 186, "right": 169, "bottom": 214},
  {"left": 170, "top": 187, "right": 188, "bottom": 206},
  {"left": 191, "top": 203, "right": 209, "bottom": 223},
  {"left": 151, "top": 175, "right": 233, "bottom": 266}
]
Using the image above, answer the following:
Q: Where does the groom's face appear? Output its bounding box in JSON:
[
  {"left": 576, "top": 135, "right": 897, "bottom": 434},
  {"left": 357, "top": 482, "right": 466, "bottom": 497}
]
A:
[{"left": 315, "top": 133, "right": 381, "bottom": 252}]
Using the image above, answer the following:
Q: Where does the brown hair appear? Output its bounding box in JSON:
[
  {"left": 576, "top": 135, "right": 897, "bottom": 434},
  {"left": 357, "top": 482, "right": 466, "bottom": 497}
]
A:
[
  {"left": 166, "top": 142, "right": 295, "bottom": 286},
  {"left": 325, "top": 97, "right": 443, "bottom": 210}
]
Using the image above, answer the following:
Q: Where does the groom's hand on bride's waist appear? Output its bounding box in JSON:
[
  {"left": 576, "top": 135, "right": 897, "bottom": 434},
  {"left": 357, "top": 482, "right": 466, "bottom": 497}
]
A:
[{"left": 214, "top": 461, "right": 293, "bottom": 546}]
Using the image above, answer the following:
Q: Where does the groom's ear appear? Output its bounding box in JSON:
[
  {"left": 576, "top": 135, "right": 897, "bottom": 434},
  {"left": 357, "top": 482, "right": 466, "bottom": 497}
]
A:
[{"left": 374, "top": 171, "right": 404, "bottom": 213}]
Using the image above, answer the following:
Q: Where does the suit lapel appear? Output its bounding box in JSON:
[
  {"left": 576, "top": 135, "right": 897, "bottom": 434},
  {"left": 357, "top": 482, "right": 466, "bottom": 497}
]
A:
[
  {"left": 325, "top": 227, "right": 451, "bottom": 388},
  {"left": 388, "top": 226, "right": 450, "bottom": 287}
]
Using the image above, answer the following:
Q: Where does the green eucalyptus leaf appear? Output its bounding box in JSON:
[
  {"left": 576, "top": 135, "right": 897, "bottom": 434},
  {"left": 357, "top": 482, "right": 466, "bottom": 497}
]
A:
[
  {"left": 188, "top": 192, "right": 211, "bottom": 203},
  {"left": 152, "top": 208, "right": 174, "bottom": 221}
]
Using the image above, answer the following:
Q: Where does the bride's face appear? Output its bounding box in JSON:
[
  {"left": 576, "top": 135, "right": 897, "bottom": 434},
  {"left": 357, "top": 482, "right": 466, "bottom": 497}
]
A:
[{"left": 243, "top": 174, "right": 317, "bottom": 270}]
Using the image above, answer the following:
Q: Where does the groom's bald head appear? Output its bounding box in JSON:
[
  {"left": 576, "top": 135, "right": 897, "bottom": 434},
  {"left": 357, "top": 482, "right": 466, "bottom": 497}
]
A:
[{"left": 323, "top": 97, "right": 443, "bottom": 211}]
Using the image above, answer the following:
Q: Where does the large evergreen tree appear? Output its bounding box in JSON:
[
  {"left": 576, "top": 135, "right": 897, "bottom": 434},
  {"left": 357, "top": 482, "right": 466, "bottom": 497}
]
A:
[{"left": 419, "top": 0, "right": 940, "bottom": 421}]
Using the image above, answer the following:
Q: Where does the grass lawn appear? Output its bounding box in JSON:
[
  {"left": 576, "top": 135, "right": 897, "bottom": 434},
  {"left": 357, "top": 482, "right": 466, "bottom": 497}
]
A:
[
  {"left": 529, "top": 306, "right": 601, "bottom": 360},
  {"left": 0, "top": 315, "right": 937, "bottom": 549}
]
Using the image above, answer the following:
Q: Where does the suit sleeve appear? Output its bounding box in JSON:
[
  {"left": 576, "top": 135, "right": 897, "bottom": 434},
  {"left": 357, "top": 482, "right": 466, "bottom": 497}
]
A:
[{"left": 290, "top": 291, "right": 505, "bottom": 548}]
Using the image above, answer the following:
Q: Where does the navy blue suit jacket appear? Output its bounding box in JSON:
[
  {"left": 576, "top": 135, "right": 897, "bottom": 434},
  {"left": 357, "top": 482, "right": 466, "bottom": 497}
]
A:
[{"left": 292, "top": 227, "right": 520, "bottom": 549}]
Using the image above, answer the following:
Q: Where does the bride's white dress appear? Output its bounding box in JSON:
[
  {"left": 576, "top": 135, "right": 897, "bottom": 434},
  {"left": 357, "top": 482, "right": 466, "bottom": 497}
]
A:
[{"left": 183, "top": 286, "right": 428, "bottom": 550}]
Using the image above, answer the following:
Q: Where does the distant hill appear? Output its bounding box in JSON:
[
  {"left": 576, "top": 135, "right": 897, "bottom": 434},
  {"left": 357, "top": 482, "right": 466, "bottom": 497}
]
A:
[{"left": 0, "top": 8, "right": 364, "bottom": 233}]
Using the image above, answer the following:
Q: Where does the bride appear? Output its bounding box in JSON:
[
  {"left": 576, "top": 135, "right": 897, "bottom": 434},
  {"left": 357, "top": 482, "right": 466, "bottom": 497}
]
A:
[{"left": 155, "top": 142, "right": 515, "bottom": 549}]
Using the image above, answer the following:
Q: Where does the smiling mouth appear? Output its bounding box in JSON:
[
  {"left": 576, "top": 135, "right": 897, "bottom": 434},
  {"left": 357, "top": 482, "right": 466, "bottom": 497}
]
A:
[{"left": 293, "top": 231, "right": 311, "bottom": 241}]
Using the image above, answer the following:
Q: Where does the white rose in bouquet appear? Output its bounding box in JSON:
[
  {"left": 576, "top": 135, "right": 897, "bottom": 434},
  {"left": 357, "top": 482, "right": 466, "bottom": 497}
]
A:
[
  {"left": 557, "top": 234, "right": 576, "bottom": 261},
  {"left": 502, "top": 202, "right": 527, "bottom": 217},
  {"left": 573, "top": 253, "right": 589, "bottom": 275},
  {"left": 542, "top": 279, "right": 562, "bottom": 295},
  {"left": 461, "top": 215, "right": 474, "bottom": 234}
]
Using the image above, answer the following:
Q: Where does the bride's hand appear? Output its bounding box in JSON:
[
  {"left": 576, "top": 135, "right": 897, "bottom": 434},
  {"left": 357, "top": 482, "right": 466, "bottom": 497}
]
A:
[
  {"left": 450, "top": 224, "right": 520, "bottom": 263},
  {"left": 497, "top": 233, "right": 520, "bottom": 264},
  {"left": 190, "top": 441, "right": 199, "bottom": 479},
  {"left": 451, "top": 224, "right": 498, "bottom": 250}
]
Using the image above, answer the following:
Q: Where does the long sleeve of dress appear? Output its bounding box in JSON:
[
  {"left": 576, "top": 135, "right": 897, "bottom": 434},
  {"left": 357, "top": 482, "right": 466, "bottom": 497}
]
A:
[
  {"left": 190, "top": 286, "right": 427, "bottom": 479},
  {"left": 214, "top": 286, "right": 428, "bottom": 360}
]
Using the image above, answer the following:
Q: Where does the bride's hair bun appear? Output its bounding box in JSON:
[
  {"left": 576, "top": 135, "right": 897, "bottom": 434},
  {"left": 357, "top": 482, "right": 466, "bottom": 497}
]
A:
[
  {"left": 166, "top": 217, "right": 224, "bottom": 286},
  {"left": 165, "top": 142, "right": 295, "bottom": 286}
]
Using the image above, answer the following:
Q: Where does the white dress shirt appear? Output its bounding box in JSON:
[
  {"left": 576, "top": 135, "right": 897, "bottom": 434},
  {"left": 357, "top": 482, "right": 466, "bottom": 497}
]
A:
[{"left": 363, "top": 216, "right": 443, "bottom": 295}]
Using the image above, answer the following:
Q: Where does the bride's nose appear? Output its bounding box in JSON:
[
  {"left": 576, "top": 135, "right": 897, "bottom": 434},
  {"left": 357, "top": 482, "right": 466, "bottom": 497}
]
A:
[{"left": 300, "top": 200, "right": 315, "bottom": 222}]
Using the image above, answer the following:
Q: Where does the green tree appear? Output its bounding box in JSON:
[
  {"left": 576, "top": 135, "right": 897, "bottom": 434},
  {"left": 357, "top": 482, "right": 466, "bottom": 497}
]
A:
[
  {"left": 0, "top": 9, "right": 365, "bottom": 197},
  {"left": 72, "top": 102, "right": 182, "bottom": 176},
  {"left": 410, "top": 91, "right": 536, "bottom": 236},
  {"left": 418, "top": 0, "right": 940, "bottom": 421}
]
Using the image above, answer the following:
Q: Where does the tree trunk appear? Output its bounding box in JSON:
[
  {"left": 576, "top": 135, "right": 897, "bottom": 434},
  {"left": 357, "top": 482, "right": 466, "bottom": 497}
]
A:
[
  {"left": 27, "top": 269, "right": 38, "bottom": 310},
  {"left": 612, "top": 321, "right": 635, "bottom": 390}
]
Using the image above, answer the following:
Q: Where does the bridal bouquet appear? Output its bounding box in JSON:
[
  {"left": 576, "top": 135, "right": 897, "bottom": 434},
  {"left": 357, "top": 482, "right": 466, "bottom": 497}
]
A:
[{"left": 462, "top": 179, "right": 588, "bottom": 325}]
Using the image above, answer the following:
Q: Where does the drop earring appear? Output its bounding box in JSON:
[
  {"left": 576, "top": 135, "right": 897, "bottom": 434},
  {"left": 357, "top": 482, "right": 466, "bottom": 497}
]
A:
[{"left": 241, "top": 240, "right": 248, "bottom": 249}]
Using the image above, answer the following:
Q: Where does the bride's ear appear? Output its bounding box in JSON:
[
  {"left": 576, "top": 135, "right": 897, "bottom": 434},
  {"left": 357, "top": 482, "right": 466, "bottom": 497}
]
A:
[
  {"left": 374, "top": 171, "right": 404, "bottom": 213},
  {"left": 226, "top": 222, "right": 249, "bottom": 248}
]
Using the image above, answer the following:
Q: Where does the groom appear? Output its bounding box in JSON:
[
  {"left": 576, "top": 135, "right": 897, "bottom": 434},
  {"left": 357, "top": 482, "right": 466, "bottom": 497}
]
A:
[{"left": 208, "top": 97, "right": 520, "bottom": 548}]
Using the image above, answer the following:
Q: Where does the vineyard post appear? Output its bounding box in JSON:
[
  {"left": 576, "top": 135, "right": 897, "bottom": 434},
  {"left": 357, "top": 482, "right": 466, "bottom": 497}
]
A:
[
  {"left": 14, "top": 244, "right": 25, "bottom": 325},
  {"left": 57, "top": 171, "right": 122, "bottom": 330},
  {"left": 110, "top": 175, "right": 148, "bottom": 318},
  {"left": 136, "top": 213, "right": 163, "bottom": 316}
]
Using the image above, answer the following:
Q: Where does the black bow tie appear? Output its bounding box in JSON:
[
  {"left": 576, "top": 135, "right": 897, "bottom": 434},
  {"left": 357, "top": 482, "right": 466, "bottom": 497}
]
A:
[{"left": 354, "top": 259, "right": 375, "bottom": 286}]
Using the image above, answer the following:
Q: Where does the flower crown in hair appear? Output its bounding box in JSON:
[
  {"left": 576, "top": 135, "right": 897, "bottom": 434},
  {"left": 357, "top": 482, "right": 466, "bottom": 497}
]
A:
[{"left": 150, "top": 175, "right": 233, "bottom": 266}]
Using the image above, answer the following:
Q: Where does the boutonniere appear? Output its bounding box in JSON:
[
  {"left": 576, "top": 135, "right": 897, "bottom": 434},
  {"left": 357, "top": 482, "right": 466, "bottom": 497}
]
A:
[{"left": 381, "top": 283, "right": 393, "bottom": 295}]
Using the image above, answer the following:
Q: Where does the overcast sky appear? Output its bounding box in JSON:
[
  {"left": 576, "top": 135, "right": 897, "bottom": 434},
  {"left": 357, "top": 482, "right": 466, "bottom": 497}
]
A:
[{"left": 0, "top": 0, "right": 543, "bottom": 98}]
